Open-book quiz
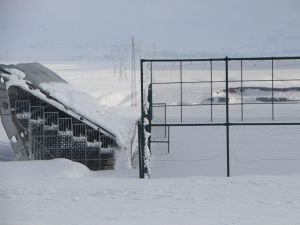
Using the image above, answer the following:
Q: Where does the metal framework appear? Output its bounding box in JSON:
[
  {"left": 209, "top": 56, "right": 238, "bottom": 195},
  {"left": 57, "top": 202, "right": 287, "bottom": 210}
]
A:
[
  {"left": 140, "top": 56, "right": 300, "bottom": 178},
  {"left": 11, "top": 87, "right": 115, "bottom": 170},
  {"left": 0, "top": 64, "right": 117, "bottom": 171}
]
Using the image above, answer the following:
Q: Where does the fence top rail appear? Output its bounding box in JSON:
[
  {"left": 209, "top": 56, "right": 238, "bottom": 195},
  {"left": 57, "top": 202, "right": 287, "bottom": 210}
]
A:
[
  {"left": 151, "top": 122, "right": 300, "bottom": 127},
  {"left": 141, "top": 56, "right": 300, "bottom": 63}
]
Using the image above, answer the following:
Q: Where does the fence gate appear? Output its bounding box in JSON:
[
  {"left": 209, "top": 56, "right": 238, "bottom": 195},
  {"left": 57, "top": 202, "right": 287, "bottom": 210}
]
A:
[{"left": 140, "top": 57, "right": 300, "bottom": 178}]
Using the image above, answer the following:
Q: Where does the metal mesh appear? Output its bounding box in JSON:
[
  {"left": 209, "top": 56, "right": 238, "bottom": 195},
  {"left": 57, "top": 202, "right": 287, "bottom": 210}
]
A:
[
  {"left": 15, "top": 100, "right": 31, "bottom": 119},
  {"left": 230, "top": 126, "right": 300, "bottom": 176},
  {"left": 150, "top": 126, "right": 226, "bottom": 178},
  {"left": 141, "top": 57, "right": 300, "bottom": 178},
  {"left": 8, "top": 86, "right": 116, "bottom": 171},
  {"left": 44, "top": 112, "right": 58, "bottom": 130}
]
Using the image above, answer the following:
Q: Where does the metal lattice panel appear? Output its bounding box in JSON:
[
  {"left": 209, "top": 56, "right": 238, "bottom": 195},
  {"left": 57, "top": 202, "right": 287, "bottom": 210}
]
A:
[
  {"left": 1, "top": 85, "right": 116, "bottom": 170},
  {"left": 0, "top": 63, "right": 117, "bottom": 170}
]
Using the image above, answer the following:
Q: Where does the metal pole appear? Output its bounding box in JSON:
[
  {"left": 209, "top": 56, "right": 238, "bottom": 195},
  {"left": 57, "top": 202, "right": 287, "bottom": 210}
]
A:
[
  {"left": 164, "top": 103, "right": 167, "bottom": 138},
  {"left": 167, "top": 126, "right": 170, "bottom": 154},
  {"left": 148, "top": 84, "right": 152, "bottom": 155},
  {"left": 180, "top": 61, "right": 183, "bottom": 123},
  {"left": 225, "top": 57, "right": 230, "bottom": 177},
  {"left": 150, "top": 61, "right": 153, "bottom": 85},
  {"left": 272, "top": 59, "right": 274, "bottom": 120},
  {"left": 137, "top": 120, "right": 143, "bottom": 178},
  {"left": 139, "top": 60, "right": 145, "bottom": 178},
  {"left": 210, "top": 60, "right": 213, "bottom": 122},
  {"left": 131, "top": 36, "right": 137, "bottom": 107},
  {"left": 241, "top": 60, "right": 244, "bottom": 121}
]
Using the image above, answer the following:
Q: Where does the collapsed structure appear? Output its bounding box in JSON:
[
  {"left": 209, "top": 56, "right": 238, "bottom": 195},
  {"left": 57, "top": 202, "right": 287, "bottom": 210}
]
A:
[{"left": 0, "top": 63, "right": 117, "bottom": 170}]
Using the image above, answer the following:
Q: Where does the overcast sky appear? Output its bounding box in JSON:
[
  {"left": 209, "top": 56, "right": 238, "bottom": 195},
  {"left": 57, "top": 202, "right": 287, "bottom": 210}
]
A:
[{"left": 0, "top": 0, "right": 300, "bottom": 61}]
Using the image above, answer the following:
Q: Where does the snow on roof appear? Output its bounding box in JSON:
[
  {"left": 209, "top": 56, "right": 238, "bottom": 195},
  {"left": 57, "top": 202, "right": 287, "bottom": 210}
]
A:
[
  {"left": 0, "top": 63, "right": 128, "bottom": 147},
  {"left": 1, "top": 62, "right": 67, "bottom": 87}
]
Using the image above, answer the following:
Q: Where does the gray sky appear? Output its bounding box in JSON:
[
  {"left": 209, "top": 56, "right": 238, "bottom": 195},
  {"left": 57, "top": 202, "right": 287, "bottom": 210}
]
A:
[{"left": 1, "top": 0, "right": 300, "bottom": 61}]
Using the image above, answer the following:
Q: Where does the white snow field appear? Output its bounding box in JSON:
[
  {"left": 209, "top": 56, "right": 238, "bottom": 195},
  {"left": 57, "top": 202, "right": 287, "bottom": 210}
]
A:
[
  {"left": 0, "top": 159, "right": 300, "bottom": 225},
  {"left": 1, "top": 62, "right": 300, "bottom": 224}
]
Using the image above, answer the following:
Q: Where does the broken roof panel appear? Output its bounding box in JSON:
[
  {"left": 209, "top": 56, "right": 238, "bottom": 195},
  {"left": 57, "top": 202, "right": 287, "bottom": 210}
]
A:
[
  {"left": 0, "top": 62, "right": 67, "bottom": 87},
  {"left": 0, "top": 63, "right": 124, "bottom": 145}
]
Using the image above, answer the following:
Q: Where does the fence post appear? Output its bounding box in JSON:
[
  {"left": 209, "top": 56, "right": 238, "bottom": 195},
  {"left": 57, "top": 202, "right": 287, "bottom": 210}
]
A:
[
  {"left": 137, "top": 120, "right": 144, "bottom": 178},
  {"left": 180, "top": 61, "right": 183, "bottom": 123},
  {"left": 225, "top": 56, "right": 230, "bottom": 177},
  {"left": 271, "top": 59, "right": 274, "bottom": 120},
  {"left": 139, "top": 60, "right": 145, "bottom": 178}
]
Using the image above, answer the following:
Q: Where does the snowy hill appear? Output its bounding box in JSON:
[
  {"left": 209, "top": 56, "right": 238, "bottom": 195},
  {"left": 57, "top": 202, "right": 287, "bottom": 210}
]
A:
[{"left": 201, "top": 86, "right": 300, "bottom": 104}]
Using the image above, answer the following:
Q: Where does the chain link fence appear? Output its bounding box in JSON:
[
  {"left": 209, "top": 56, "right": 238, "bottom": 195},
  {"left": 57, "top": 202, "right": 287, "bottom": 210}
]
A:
[{"left": 140, "top": 57, "right": 300, "bottom": 178}]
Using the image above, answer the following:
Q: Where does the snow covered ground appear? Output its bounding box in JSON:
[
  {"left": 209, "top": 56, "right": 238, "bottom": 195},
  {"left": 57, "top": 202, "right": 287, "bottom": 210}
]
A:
[
  {"left": 0, "top": 159, "right": 300, "bottom": 225},
  {"left": 1, "top": 0, "right": 300, "bottom": 223},
  {"left": 1, "top": 62, "right": 300, "bottom": 224}
]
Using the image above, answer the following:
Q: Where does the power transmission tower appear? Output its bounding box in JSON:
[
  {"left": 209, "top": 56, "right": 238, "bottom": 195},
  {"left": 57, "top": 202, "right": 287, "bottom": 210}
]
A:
[
  {"left": 110, "top": 38, "right": 161, "bottom": 107},
  {"left": 111, "top": 45, "right": 128, "bottom": 81}
]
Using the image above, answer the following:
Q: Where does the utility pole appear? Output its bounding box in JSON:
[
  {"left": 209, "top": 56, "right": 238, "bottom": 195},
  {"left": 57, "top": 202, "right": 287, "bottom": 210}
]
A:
[
  {"left": 111, "top": 46, "right": 128, "bottom": 81},
  {"left": 131, "top": 36, "right": 137, "bottom": 107}
]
